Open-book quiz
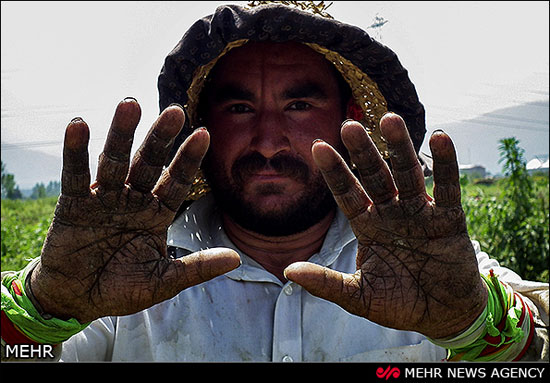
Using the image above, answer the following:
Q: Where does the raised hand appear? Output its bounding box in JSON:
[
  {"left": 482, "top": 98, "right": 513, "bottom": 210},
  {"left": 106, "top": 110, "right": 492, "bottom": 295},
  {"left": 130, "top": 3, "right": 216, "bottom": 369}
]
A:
[
  {"left": 285, "top": 114, "right": 487, "bottom": 339},
  {"left": 30, "top": 99, "right": 240, "bottom": 323}
]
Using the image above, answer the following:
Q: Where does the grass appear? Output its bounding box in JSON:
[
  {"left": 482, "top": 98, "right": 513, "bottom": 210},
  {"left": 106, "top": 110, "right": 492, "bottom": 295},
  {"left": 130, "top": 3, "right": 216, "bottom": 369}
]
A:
[{"left": 1, "top": 196, "right": 57, "bottom": 271}]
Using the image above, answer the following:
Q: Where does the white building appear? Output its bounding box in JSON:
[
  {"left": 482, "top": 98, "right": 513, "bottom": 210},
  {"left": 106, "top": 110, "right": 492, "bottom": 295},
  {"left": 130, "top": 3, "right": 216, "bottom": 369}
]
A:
[
  {"left": 459, "top": 164, "right": 487, "bottom": 178},
  {"left": 527, "top": 156, "right": 549, "bottom": 173}
]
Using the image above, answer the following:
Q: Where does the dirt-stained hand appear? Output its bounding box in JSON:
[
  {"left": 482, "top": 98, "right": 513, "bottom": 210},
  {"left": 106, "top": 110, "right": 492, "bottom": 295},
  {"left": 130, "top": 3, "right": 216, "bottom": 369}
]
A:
[
  {"left": 30, "top": 98, "right": 240, "bottom": 323},
  {"left": 285, "top": 113, "right": 487, "bottom": 339}
]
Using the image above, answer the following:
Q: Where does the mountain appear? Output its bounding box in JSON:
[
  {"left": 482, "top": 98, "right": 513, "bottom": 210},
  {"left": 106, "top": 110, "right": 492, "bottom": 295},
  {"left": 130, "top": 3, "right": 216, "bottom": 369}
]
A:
[
  {"left": 1, "top": 143, "right": 63, "bottom": 190},
  {"left": 422, "top": 100, "right": 549, "bottom": 175}
]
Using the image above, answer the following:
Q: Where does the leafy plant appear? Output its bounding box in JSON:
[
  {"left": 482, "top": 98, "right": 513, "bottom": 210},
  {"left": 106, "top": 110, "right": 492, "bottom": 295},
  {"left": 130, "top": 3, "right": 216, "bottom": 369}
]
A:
[{"left": 462, "top": 138, "right": 549, "bottom": 282}]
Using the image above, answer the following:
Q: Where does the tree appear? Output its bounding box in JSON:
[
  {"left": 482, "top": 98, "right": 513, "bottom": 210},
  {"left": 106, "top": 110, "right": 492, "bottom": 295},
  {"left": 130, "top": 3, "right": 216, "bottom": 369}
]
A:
[
  {"left": 45, "top": 180, "right": 61, "bottom": 197},
  {"left": 1, "top": 161, "right": 23, "bottom": 199},
  {"left": 496, "top": 137, "right": 548, "bottom": 280},
  {"left": 30, "top": 182, "right": 47, "bottom": 199}
]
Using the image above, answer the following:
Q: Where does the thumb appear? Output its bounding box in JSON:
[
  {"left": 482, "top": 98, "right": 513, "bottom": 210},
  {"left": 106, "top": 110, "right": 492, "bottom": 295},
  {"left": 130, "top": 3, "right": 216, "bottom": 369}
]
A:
[
  {"left": 164, "top": 247, "right": 241, "bottom": 295},
  {"left": 284, "top": 262, "right": 366, "bottom": 318}
]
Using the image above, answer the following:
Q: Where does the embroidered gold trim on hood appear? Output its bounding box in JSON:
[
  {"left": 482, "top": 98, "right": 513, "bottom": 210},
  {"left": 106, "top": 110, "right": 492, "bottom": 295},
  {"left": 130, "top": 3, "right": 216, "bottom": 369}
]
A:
[{"left": 304, "top": 42, "right": 388, "bottom": 157}]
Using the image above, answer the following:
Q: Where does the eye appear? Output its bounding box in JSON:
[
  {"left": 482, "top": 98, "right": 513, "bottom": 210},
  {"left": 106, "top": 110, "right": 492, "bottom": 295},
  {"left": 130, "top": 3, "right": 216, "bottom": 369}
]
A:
[
  {"left": 287, "top": 101, "right": 312, "bottom": 111},
  {"left": 229, "top": 104, "right": 253, "bottom": 114}
]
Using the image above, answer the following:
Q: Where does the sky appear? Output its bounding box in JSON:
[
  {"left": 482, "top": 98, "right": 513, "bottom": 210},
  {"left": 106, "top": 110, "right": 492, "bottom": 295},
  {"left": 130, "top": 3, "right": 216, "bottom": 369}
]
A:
[{"left": 1, "top": 1, "right": 549, "bottom": 186}]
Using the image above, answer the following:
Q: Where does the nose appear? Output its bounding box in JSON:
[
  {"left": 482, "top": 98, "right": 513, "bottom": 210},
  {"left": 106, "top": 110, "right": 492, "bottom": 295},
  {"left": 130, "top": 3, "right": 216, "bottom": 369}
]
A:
[{"left": 249, "top": 110, "right": 291, "bottom": 159}]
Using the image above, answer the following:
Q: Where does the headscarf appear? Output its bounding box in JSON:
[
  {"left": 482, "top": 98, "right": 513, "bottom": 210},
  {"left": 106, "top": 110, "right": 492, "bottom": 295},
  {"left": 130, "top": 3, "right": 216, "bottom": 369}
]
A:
[{"left": 157, "top": 3, "right": 426, "bottom": 200}]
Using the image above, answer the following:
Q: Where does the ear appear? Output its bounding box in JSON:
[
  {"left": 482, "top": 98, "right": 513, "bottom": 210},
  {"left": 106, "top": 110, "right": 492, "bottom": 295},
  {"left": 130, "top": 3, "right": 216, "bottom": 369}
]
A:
[{"left": 345, "top": 99, "right": 364, "bottom": 122}]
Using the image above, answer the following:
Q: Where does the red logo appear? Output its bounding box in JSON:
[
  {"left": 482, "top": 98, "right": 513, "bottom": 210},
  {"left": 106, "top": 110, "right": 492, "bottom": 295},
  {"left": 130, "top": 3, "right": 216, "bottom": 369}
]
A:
[{"left": 376, "top": 365, "right": 401, "bottom": 380}]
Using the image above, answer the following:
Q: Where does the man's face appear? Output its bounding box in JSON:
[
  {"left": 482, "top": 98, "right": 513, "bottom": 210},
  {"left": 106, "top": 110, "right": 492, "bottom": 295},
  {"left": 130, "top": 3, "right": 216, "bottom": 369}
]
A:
[{"left": 201, "top": 42, "right": 348, "bottom": 236}]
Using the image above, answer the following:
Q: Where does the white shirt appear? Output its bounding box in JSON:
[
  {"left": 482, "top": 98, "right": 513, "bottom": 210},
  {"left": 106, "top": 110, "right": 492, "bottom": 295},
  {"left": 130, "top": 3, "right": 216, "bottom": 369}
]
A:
[{"left": 59, "top": 194, "right": 529, "bottom": 362}]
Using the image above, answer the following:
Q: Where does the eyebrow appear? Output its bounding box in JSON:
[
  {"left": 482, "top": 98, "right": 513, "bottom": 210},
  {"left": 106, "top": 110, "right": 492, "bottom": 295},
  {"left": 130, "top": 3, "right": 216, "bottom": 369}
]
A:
[
  {"left": 211, "top": 80, "right": 330, "bottom": 104},
  {"left": 283, "top": 81, "right": 329, "bottom": 100},
  {"left": 213, "top": 84, "right": 255, "bottom": 103}
]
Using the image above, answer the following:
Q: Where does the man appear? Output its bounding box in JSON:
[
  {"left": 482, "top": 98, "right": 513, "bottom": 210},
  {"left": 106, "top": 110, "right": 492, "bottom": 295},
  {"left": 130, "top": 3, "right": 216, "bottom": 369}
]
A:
[{"left": 2, "top": 3, "right": 548, "bottom": 362}]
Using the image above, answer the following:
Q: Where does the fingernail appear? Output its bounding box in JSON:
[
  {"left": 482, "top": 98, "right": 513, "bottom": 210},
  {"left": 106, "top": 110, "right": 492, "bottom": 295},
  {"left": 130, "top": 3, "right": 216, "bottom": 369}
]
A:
[
  {"left": 123, "top": 96, "right": 138, "bottom": 102},
  {"left": 70, "top": 117, "right": 83, "bottom": 123},
  {"left": 341, "top": 118, "right": 355, "bottom": 127},
  {"left": 431, "top": 129, "right": 445, "bottom": 136},
  {"left": 312, "top": 138, "right": 324, "bottom": 145},
  {"left": 168, "top": 103, "right": 184, "bottom": 111}
]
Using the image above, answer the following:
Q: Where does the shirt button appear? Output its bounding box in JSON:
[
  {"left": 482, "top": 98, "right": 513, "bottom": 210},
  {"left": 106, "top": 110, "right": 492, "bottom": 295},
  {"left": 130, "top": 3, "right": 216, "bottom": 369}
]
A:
[
  {"left": 283, "top": 284, "right": 293, "bottom": 296},
  {"left": 282, "top": 355, "right": 294, "bottom": 362}
]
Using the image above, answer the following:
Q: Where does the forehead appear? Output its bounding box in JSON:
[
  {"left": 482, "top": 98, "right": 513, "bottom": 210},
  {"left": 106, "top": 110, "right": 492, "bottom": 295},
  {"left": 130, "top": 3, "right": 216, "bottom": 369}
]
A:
[{"left": 210, "top": 41, "right": 337, "bottom": 80}]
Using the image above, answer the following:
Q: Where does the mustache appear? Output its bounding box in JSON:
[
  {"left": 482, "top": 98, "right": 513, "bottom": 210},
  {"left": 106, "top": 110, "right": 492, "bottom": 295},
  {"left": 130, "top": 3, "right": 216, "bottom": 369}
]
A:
[{"left": 231, "top": 152, "right": 310, "bottom": 185}]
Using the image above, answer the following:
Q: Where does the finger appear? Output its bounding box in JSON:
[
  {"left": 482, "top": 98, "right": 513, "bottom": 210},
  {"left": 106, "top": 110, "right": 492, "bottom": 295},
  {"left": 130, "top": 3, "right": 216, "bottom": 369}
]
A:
[
  {"left": 154, "top": 128, "right": 210, "bottom": 211},
  {"left": 163, "top": 248, "right": 241, "bottom": 295},
  {"left": 126, "top": 105, "right": 185, "bottom": 193},
  {"left": 429, "top": 130, "right": 461, "bottom": 208},
  {"left": 312, "top": 140, "right": 372, "bottom": 222},
  {"left": 61, "top": 117, "right": 91, "bottom": 197},
  {"left": 341, "top": 120, "right": 397, "bottom": 204},
  {"left": 380, "top": 113, "right": 426, "bottom": 200},
  {"left": 96, "top": 98, "right": 141, "bottom": 191},
  {"left": 284, "top": 262, "right": 365, "bottom": 318}
]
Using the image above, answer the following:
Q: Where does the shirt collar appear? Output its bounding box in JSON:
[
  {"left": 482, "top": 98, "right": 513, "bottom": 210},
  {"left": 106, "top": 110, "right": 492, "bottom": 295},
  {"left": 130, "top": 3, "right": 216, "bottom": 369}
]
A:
[{"left": 168, "top": 194, "right": 356, "bottom": 285}]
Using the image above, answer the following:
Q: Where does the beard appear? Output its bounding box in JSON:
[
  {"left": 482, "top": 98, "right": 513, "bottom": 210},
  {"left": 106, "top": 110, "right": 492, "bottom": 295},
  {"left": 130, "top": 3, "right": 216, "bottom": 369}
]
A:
[{"left": 203, "top": 151, "right": 336, "bottom": 237}]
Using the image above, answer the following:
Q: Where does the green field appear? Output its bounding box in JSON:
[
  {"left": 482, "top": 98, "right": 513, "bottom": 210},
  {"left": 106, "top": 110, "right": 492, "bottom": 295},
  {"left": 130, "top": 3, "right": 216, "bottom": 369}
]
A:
[
  {"left": 459, "top": 174, "right": 549, "bottom": 282},
  {"left": 2, "top": 175, "right": 548, "bottom": 282},
  {"left": 1, "top": 196, "right": 58, "bottom": 272}
]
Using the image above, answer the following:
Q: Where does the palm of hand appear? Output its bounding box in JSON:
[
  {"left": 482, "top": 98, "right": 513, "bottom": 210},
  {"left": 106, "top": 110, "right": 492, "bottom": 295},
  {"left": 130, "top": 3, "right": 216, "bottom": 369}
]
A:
[
  {"left": 38, "top": 189, "right": 177, "bottom": 322},
  {"left": 351, "top": 198, "right": 481, "bottom": 337}
]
